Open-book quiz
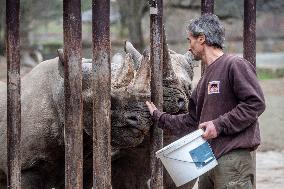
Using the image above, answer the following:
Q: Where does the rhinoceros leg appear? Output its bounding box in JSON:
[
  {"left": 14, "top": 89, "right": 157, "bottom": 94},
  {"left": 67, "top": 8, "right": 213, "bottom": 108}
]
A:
[
  {"left": 0, "top": 170, "right": 7, "bottom": 189},
  {"left": 21, "top": 169, "right": 45, "bottom": 189}
]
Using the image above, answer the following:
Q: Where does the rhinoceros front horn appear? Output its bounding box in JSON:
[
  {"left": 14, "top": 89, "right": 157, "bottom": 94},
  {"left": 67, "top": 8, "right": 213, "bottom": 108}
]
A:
[
  {"left": 128, "top": 49, "right": 150, "bottom": 94},
  {"left": 112, "top": 53, "right": 135, "bottom": 89},
  {"left": 124, "top": 40, "right": 142, "bottom": 70},
  {"left": 162, "top": 29, "right": 176, "bottom": 80}
]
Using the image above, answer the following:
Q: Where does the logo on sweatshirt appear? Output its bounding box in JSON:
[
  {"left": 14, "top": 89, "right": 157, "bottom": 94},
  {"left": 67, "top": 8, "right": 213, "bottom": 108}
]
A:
[{"left": 208, "top": 81, "right": 220, "bottom": 94}]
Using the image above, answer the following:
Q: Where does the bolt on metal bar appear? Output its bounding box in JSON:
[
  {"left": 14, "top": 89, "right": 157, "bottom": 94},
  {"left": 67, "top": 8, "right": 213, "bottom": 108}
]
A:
[
  {"left": 92, "top": 0, "right": 112, "bottom": 188},
  {"left": 6, "top": 0, "right": 21, "bottom": 188},
  {"left": 149, "top": 0, "right": 163, "bottom": 188},
  {"left": 200, "top": 0, "right": 214, "bottom": 76},
  {"left": 63, "top": 0, "right": 83, "bottom": 188},
  {"left": 243, "top": 1, "right": 256, "bottom": 189}
]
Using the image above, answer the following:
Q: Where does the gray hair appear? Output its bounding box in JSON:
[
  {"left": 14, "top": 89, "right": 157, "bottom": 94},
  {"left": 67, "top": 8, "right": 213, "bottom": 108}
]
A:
[{"left": 187, "top": 14, "right": 225, "bottom": 49}]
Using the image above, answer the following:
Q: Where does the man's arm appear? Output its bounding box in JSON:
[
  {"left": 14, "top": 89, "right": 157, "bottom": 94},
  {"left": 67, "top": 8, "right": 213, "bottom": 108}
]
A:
[
  {"left": 212, "top": 58, "right": 266, "bottom": 135},
  {"left": 146, "top": 89, "right": 198, "bottom": 136}
]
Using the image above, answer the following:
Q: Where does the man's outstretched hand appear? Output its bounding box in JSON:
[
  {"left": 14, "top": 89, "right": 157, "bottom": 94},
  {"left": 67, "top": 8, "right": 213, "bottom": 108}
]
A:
[{"left": 145, "top": 101, "right": 157, "bottom": 116}]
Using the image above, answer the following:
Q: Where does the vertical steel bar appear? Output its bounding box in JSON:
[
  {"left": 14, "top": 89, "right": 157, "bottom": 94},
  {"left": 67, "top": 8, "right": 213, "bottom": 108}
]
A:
[
  {"left": 6, "top": 0, "right": 21, "bottom": 188},
  {"left": 201, "top": 0, "right": 214, "bottom": 15},
  {"left": 243, "top": 1, "right": 256, "bottom": 189},
  {"left": 149, "top": 0, "right": 163, "bottom": 188},
  {"left": 244, "top": 0, "right": 256, "bottom": 67},
  {"left": 92, "top": 0, "right": 111, "bottom": 188},
  {"left": 63, "top": 0, "right": 83, "bottom": 188},
  {"left": 200, "top": 0, "right": 214, "bottom": 76}
]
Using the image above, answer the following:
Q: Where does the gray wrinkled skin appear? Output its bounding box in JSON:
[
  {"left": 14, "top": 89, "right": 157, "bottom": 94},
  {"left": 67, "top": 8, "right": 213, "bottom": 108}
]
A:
[
  {"left": 112, "top": 42, "right": 195, "bottom": 189},
  {"left": 0, "top": 41, "right": 194, "bottom": 188}
]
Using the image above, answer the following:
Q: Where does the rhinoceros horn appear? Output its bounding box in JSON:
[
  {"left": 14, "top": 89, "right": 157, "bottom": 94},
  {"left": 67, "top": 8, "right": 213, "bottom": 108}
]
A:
[
  {"left": 124, "top": 40, "right": 142, "bottom": 70},
  {"left": 162, "top": 28, "right": 177, "bottom": 81},
  {"left": 112, "top": 53, "right": 135, "bottom": 89},
  {"left": 128, "top": 49, "right": 150, "bottom": 94}
]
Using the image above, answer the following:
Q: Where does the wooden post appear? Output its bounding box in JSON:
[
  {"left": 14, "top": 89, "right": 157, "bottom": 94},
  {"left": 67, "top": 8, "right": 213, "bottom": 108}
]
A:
[
  {"left": 149, "top": 0, "right": 163, "bottom": 188},
  {"left": 243, "top": 0, "right": 256, "bottom": 188},
  {"left": 63, "top": 0, "right": 83, "bottom": 188},
  {"left": 200, "top": 0, "right": 214, "bottom": 76},
  {"left": 92, "top": 0, "right": 112, "bottom": 188},
  {"left": 6, "top": 0, "right": 21, "bottom": 188}
]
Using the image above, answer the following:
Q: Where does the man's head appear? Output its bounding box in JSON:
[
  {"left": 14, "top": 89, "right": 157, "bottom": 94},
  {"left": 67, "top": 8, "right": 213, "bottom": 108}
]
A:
[{"left": 186, "top": 14, "right": 225, "bottom": 60}]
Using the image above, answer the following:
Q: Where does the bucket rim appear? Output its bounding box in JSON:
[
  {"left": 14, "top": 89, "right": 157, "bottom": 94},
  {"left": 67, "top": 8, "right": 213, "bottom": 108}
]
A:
[{"left": 156, "top": 129, "right": 204, "bottom": 158}]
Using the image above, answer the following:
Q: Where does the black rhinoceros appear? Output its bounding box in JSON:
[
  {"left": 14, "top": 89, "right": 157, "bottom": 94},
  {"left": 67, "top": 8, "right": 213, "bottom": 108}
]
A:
[
  {"left": 111, "top": 41, "right": 196, "bottom": 189},
  {"left": 0, "top": 42, "right": 194, "bottom": 188}
]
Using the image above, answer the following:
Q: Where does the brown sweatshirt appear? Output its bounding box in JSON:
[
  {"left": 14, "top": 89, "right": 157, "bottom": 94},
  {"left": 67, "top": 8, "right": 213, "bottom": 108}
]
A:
[{"left": 153, "top": 54, "right": 266, "bottom": 159}]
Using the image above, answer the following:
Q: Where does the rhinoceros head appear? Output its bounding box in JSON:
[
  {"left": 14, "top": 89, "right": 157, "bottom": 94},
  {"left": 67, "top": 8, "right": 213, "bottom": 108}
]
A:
[
  {"left": 109, "top": 41, "right": 195, "bottom": 148},
  {"left": 57, "top": 41, "right": 194, "bottom": 149}
]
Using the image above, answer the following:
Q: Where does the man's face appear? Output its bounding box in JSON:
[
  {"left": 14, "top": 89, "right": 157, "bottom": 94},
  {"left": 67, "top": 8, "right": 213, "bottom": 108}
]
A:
[{"left": 187, "top": 33, "right": 204, "bottom": 61}]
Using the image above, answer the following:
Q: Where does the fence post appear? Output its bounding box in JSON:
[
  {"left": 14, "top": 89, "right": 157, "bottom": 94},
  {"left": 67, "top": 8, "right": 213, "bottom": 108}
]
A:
[
  {"left": 149, "top": 0, "right": 163, "bottom": 188},
  {"left": 6, "top": 0, "right": 21, "bottom": 188},
  {"left": 63, "top": 0, "right": 83, "bottom": 188},
  {"left": 200, "top": 0, "right": 214, "bottom": 76},
  {"left": 243, "top": 1, "right": 256, "bottom": 189},
  {"left": 92, "top": 0, "right": 112, "bottom": 188}
]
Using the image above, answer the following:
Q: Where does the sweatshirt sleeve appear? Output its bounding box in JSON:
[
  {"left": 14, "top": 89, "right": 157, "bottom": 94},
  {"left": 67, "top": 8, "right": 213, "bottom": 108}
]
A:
[
  {"left": 213, "top": 58, "right": 266, "bottom": 135},
  {"left": 152, "top": 88, "right": 198, "bottom": 136}
]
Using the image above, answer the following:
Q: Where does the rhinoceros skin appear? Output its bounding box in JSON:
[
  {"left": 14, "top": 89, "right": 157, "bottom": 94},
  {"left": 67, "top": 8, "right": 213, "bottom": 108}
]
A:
[
  {"left": 0, "top": 43, "right": 193, "bottom": 188},
  {"left": 111, "top": 43, "right": 196, "bottom": 189}
]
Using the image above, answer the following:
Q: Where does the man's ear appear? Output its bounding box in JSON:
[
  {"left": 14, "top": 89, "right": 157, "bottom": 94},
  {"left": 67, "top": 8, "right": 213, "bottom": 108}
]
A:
[{"left": 198, "top": 34, "right": 206, "bottom": 44}]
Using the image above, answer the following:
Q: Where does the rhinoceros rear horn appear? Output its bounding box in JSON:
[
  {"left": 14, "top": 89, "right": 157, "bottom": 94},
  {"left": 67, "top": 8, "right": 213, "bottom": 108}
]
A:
[{"left": 124, "top": 40, "right": 142, "bottom": 70}]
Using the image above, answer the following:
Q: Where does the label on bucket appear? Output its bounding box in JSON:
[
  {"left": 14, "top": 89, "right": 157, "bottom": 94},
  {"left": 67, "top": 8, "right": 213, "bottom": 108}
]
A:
[{"left": 189, "top": 142, "right": 215, "bottom": 169}]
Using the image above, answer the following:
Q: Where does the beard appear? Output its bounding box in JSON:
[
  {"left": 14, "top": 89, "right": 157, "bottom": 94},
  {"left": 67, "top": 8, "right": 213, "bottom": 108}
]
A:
[{"left": 192, "top": 52, "right": 202, "bottom": 61}]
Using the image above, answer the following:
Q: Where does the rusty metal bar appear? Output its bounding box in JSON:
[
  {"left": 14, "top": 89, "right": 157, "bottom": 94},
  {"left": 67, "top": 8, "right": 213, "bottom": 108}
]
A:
[
  {"left": 244, "top": 0, "right": 256, "bottom": 67},
  {"left": 149, "top": 0, "right": 163, "bottom": 188},
  {"left": 63, "top": 0, "right": 83, "bottom": 188},
  {"left": 201, "top": 0, "right": 214, "bottom": 15},
  {"left": 243, "top": 1, "right": 256, "bottom": 189},
  {"left": 6, "top": 0, "right": 21, "bottom": 188},
  {"left": 92, "top": 0, "right": 111, "bottom": 188},
  {"left": 201, "top": 0, "right": 214, "bottom": 76}
]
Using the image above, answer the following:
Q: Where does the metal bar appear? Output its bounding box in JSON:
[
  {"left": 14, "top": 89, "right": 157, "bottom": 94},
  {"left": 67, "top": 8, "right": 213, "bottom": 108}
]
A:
[
  {"left": 201, "top": 0, "right": 214, "bottom": 15},
  {"left": 244, "top": 0, "right": 256, "bottom": 67},
  {"left": 149, "top": 0, "right": 163, "bottom": 188},
  {"left": 92, "top": 0, "right": 112, "bottom": 188},
  {"left": 6, "top": 0, "right": 21, "bottom": 188},
  {"left": 200, "top": 0, "right": 214, "bottom": 76},
  {"left": 243, "top": 1, "right": 256, "bottom": 189},
  {"left": 63, "top": 0, "right": 83, "bottom": 188}
]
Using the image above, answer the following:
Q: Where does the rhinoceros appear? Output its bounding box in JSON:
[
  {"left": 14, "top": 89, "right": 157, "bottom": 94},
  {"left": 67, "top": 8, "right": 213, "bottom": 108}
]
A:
[
  {"left": 111, "top": 41, "right": 196, "bottom": 189},
  {"left": 0, "top": 41, "right": 194, "bottom": 188}
]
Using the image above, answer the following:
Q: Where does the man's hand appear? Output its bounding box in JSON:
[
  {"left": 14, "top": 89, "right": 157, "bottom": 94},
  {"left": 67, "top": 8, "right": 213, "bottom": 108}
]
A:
[
  {"left": 198, "top": 121, "right": 217, "bottom": 140},
  {"left": 145, "top": 101, "right": 157, "bottom": 116}
]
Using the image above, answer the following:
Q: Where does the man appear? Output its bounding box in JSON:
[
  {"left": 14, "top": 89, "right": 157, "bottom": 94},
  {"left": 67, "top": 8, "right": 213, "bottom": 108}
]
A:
[{"left": 146, "top": 14, "right": 265, "bottom": 189}]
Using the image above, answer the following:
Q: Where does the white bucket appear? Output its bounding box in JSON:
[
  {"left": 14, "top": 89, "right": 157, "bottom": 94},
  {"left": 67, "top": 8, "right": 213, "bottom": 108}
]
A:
[{"left": 156, "top": 129, "right": 218, "bottom": 187}]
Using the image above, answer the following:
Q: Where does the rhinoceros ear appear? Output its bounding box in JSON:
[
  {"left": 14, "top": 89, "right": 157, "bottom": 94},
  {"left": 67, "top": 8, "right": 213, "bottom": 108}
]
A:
[
  {"left": 57, "top": 49, "right": 65, "bottom": 78},
  {"left": 124, "top": 40, "right": 142, "bottom": 70},
  {"left": 112, "top": 53, "right": 135, "bottom": 89},
  {"left": 128, "top": 49, "right": 150, "bottom": 94}
]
